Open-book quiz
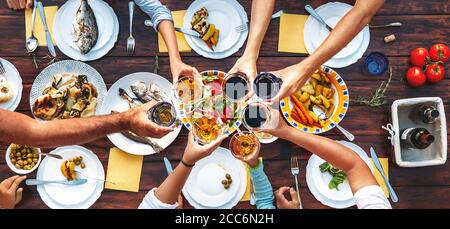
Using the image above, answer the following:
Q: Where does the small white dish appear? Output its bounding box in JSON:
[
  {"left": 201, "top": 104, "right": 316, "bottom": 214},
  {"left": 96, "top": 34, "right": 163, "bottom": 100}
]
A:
[
  {"left": 0, "top": 57, "right": 22, "bottom": 111},
  {"left": 5, "top": 144, "right": 42, "bottom": 175}
]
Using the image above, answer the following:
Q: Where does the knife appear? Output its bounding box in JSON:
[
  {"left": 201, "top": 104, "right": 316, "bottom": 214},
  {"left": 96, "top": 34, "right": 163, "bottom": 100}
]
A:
[
  {"left": 370, "top": 147, "right": 398, "bottom": 203},
  {"left": 163, "top": 157, "right": 173, "bottom": 175},
  {"left": 36, "top": 1, "right": 56, "bottom": 57},
  {"left": 175, "top": 27, "right": 201, "bottom": 38},
  {"left": 25, "top": 178, "right": 88, "bottom": 186},
  {"left": 303, "top": 0, "right": 333, "bottom": 32}
]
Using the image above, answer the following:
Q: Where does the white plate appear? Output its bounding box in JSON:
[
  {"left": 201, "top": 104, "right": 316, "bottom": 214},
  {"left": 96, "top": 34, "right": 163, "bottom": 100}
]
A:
[
  {"left": 36, "top": 145, "right": 104, "bottom": 209},
  {"left": 185, "top": 152, "right": 240, "bottom": 207},
  {"left": 0, "top": 58, "right": 22, "bottom": 111},
  {"left": 306, "top": 140, "right": 373, "bottom": 208},
  {"left": 99, "top": 72, "right": 182, "bottom": 156},
  {"left": 183, "top": 0, "right": 248, "bottom": 59},
  {"left": 53, "top": 0, "right": 119, "bottom": 61},
  {"left": 182, "top": 147, "right": 247, "bottom": 209},
  {"left": 29, "top": 60, "right": 107, "bottom": 120},
  {"left": 57, "top": 0, "right": 113, "bottom": 53},
  {"left": 304, "top": 2, "right": 370, "bottom": 68}
]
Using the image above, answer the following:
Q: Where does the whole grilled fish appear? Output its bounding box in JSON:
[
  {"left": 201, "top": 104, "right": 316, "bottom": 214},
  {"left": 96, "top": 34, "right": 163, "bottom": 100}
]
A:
[{"left": 73, "top": 0, "right": 98, "bottom": 54}]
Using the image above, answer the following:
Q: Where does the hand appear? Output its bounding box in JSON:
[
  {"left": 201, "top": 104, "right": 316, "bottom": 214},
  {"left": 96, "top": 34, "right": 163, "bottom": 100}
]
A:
[
  {"left": 229, "top": 55, "right": 258, "bottom": 83},
  {"left": 258, "top": 107, "right": 291, "bottom": 139},
  {"left": 7, "top": 0, "right": 33, "bottom": 10},
  {"left": 270, "top": 63, "right": 314, "bottom": 102},
  {"left": 181, "top": 132, "right": 227, "bottom": 165},
  {"left": 0, "top": 175, "right": 26, "bottom": 209},
  {"left": 275, "top": 186, "right": 300, "bottom": 209},
  {"left": 124, "top": 101, "right": 174, "bottom": 138},
  {"left": 170, "top": 60, "right": 200, "bottom": 84},
  {"left": 237, "top": 136, "right": 261, "bottom": 168}
]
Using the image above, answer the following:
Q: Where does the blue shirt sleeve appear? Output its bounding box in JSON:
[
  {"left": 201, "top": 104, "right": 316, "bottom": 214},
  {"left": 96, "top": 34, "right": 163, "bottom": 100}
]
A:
[
  {"left": 249, "top": 159, "right": 276, "bottom": 209},
  {"left": 134, "top": 0, "right": 173, "bottom": 32}
]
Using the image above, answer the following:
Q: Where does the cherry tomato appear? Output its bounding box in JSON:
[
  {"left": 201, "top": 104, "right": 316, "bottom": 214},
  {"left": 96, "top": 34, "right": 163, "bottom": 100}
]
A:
[
  {"left": 406, "top": 66, "right": 426, "bottom": 87},
  {"left": 410, "top": 47, "right": 429, "bottom": 67},
  {"left": 429, "top": 43, "right": 449, "bottom": 63},
  {"left": 425, "top": 63, "right": 445, "bottom": 84}
]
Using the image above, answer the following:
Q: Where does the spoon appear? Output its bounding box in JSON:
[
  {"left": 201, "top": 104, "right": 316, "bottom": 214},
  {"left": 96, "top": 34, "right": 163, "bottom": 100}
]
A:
[
  {"left": 38, "top": 152, "right": 63, "bottom": 160},
  {"left": 26, "top": 0, "right": 38, "bottom": 53},
  {"left": 312, "top": 105, "right": 355, "bottom": 141},
  {"left": 369, "top": 22, "right": 402, "bottom": 29}
]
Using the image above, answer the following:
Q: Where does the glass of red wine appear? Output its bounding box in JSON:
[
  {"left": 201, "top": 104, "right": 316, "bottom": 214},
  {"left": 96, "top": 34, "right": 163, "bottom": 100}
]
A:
[
  {"left": 222, "top": 72, "right": 251, "bottom": 102},
  {"left": 253, "top": 72, "right": 282, "bottom": 101},
  {"left": 242, "top": 102, "right": 271, "bottom": 131}
]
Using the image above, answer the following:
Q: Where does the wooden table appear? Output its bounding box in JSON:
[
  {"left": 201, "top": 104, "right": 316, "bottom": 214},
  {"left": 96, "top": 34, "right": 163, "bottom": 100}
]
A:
[{"left": 0, "top": 0, "right": 449, "bottom": 209}]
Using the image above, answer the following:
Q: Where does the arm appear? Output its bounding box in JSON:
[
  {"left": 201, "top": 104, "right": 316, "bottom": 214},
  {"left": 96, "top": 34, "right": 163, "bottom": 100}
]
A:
[
  {"left": 249, "top": 160, "right": 275, "bottom": 209},
  {"left": 271, "top": 0, "right": 385, "bottom": 101},
  {"left": 139, "top": 132, "right": 226, "bottom": 208},
  {"left": 264, "top": 109, "right": 377, "bottom": 194},
  {"left": 6, "top": 0, "right": 33, "bottom": 10},
  {"left": 0, "top": 102, "right": 173, "bottom": 148},
  {"left": 229, "top": 0, "right": 275, "bottom": 81}
]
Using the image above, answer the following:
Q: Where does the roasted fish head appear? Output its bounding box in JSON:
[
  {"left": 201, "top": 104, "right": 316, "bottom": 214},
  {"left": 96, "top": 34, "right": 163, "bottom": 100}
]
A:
[{"left": 73, "top": 0, "right": 98, "bottom": 54}]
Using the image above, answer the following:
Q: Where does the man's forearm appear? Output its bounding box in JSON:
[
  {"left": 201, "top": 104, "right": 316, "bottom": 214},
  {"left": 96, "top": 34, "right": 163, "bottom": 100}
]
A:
[
  {"left": 242, "top": 0, "right": 275, "bottom": 59},
  {"left": 1, "top": 110, "right": 129, "bottom": 148},
  {"left": 299, "top": 0, "right": 385, "bottom": 72}
]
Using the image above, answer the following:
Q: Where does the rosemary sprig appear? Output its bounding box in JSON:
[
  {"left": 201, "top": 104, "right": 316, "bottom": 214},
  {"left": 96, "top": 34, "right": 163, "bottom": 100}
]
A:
[
  {"left": 28, "top": 52, "right": 59, "bottom": 69},
  {"left": 352, "top": 67, "right": 392, "bottom": 107},
  {"left": 154, "top": 55, "right": 159, "bottom": 74}
]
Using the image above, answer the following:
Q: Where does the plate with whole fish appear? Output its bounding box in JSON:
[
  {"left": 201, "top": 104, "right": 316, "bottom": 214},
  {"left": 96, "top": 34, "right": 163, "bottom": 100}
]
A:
[
  {"left": 53, "top": 0, "right": 119, "bottom": 61},
  {"left": 30, "top": 60, "right": 107, "bottom": 121},
  {"left": 100, "top": 72, "right": 182, "bottom": 156}
]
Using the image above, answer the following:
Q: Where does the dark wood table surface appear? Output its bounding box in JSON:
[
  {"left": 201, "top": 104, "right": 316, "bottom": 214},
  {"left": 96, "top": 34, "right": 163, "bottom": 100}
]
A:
[{"left": 0, "top": 0, "right": 449, "bottom": 209}]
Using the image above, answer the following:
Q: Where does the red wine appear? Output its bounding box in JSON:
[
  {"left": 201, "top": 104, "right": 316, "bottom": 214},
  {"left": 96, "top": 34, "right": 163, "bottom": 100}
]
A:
[
  {"left": 401, "top": 127, "right": 435, "bottom": 149},
  {"left": 409, "top": 104, "right": 439, "bottom": 124},
  {"left": 223, "top": 73, "right": 249, "bottom": 101},
  {"left": 254, "top": 73, "right": 281, "bottom": 100},
  {"left": 244, "top": 104, "right": 268, "bottom": 129}
]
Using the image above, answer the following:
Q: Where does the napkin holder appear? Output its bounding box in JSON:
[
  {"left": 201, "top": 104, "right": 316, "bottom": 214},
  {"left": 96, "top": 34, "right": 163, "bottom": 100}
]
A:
[{"left": 385, "top": 97, "right": 447, "bottom": 167}]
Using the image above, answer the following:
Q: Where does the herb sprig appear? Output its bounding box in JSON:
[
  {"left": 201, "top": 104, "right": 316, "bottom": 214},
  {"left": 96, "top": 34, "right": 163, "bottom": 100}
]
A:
[{"left": 352, "top": 67, "right": 393, "bottom": 107}]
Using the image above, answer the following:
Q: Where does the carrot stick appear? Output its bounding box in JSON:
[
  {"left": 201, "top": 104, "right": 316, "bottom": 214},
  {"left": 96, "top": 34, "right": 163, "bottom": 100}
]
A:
[
  {"left": 292, "top": 96, "right": 314, "bottom": 125},
  {"left": 291, "top": 111, "right": 302, "bottom": 123},
  {"left": 295, "top": 106, "right": 307, "bottom": 124}
]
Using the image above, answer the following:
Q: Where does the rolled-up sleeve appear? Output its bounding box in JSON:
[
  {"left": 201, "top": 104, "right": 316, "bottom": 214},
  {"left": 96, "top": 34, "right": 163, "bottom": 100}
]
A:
[
  {"left": 134, "top": 0, "right": 173, "bottom": 31},
  {"left": 138, "top": 188, "right": 178, "bottom": 209}
]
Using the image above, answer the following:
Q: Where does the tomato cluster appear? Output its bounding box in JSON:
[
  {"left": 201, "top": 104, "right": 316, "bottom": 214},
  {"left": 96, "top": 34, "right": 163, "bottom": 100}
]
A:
[{"left": 406, "top": 43, "right": 448, "bottom": 87}]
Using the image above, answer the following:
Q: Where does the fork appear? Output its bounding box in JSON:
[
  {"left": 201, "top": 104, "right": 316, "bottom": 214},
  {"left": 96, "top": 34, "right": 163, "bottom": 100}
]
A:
[
  {"left": 291, "top": 156, "right": 303, "bottom": 209},
  {"left": 235, "top": 10, "right": 285, "bottom": 33},
  {"left": 0, "top": 60, "right": 6, "bottom": 75},
  {"left": 75, "top": 169, "right": 116, "bottom": 185},
  {"left": 127, "top": 1, "right": 135, "bottom": 54}
]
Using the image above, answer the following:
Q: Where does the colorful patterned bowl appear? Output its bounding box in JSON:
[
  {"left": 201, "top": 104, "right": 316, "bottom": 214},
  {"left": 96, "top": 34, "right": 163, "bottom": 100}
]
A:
[{"left": 279, "top": 66, "right": 349, "bottom": 134}]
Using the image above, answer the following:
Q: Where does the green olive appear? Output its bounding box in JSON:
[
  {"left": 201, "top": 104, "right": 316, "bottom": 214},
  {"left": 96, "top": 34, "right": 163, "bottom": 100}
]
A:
[
  {"left": 23, "top": 160, "right": 28, "bottom": 165},
  {"left": 33, "top": 158, "right": 38, "bottom": 163},
  {"left": 15, "top": 164, "right": 21, "bottom": 169},
  {"left": 27, "top": 158, "right": 33, "bottom": 163},
  {"left": 228, "top": 178, "right": 232, "bottom": 184},
  {"left": 27, "top": 153, "right": 32, "bottom": 158},
  {"left": 21, "top": 149, "right": 27, "bottom": 154},
  {"left": 32, "top": 153, "right": 38, "bottom": 158},
  {"left": 80, "top": 162, "right": 86, "bottom": 169},
  {"left": 10, "top": 158, "right": 16, "bottom": 164},
  {"left": 30, "top": 162, "right": 36, "bottom": 168},
  {"left": 225, "top": 174, "right": 231, "bottom": 179},
  {"left": 17, "top": 160, "right": 24, "bottom": 166},
  {"left": 221, "top": 180, "right": 228, "bottom": 185},
  {"left": 15, "top": 152, "right": 21, "bottom": 157}
]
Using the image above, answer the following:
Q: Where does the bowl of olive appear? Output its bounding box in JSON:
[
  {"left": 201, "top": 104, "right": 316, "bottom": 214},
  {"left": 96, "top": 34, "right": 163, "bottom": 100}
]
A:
[{"left": 5, "top": 144, "right": 42, "bottom": 174}]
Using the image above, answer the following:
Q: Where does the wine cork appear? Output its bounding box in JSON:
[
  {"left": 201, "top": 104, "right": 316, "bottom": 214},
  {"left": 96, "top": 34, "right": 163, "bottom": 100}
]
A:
[{"left": 384, "top": 34, "right": 396, "bottom": 43}]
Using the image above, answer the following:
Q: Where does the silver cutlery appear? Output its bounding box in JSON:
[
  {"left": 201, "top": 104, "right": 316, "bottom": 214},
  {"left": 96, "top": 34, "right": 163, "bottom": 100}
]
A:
[
  {"left": 25, "top": 178, "right": 88, "bottom": 186},
  {"left": 271, "top": 10, "right": 284, "bottom": 19},
  {"left": 235, "top": 11, "right": 284, "bottom": 33},
  {"left": 370, "top": 147, "right": 398, "bottom": 203},
  {"left": 313, "top": 105, "right": 355, "bottom": 141},
  {"left": 175, "top": 27, "right": 201, "bottom": 38},
  {"left": 163, "top": 157, "right": 173, "bottom": 175},
  {"left": 249, "top": 178, "right": 256, "bottom": 205},
  {"left": 369, "top": 22, "right": 402, "bottom": 29},
  {"left": 0, "top": 60, "right": 5, "bottom": 75},
  {"left": 290, "top": 156, "right": 303, "bottom": 209},
  {"left": 303, "top": 0, "right": 333, "bottom": 32},
  {"left": 38, "top": 152, "right": 63, "bottom": 160},
  {"left": 26, "top": 0, "right": 38, "bottom": 53},
  {"left": 36, "top": 1, "right": 56, "bottom": 57},
  {"left": 127, "top": 1, "right": 135, "bottom": 54},
  {"left": 75, "top": 169, "right": 115, "bottom": 185}
]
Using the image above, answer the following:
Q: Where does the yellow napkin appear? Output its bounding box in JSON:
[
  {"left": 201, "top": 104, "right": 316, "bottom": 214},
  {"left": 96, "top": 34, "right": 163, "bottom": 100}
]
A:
[
  {"left": 371, "top": 158, "right": 389, "bottom": 198},
  {"left": 158, "top": 10, "right": 191, "bottom": 52},
  {"left": 278, "top": 13, "right": 309, "bottom": 54},
  {"left": 25, "top": 6, "right": 58, "bottom": 46},
  {"left": 105, "top": 148, "right": 144, "bottom": 192},
  {"left": 240, "top": 165, "right": 251, "bottom": 201}
]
